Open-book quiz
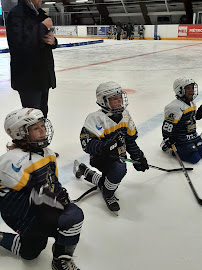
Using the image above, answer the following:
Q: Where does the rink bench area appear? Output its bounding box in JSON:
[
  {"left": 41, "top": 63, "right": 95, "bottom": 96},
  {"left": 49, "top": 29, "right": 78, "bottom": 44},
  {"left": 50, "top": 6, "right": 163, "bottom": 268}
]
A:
[{"left": 0, "top": 38, "right": 104, "bottom": 54}]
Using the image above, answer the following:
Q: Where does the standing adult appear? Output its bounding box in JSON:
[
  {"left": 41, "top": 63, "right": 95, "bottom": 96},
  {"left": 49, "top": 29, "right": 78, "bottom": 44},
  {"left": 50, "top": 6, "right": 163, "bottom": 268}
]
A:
[
  {"left": 6, "top": 0, "right": 57, "bottom": 119},
  {"left": 116, "top": 20, "right": 122, "bottom": 40},
  {"left": 126, "top": 22, "right": 133, "bottom": 40}
]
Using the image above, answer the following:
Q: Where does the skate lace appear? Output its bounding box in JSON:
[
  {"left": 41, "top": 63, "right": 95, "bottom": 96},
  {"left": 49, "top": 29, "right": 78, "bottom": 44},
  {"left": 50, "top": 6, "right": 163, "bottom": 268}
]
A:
[
  {"left": 83, "top": 167, "right": 90, "bottom": 177},
  {"left": 58, "top": 255, "right": 78, "bottom": 270},
  {"left": 106, "top": 194, "right": 119, "bottom": 205}
]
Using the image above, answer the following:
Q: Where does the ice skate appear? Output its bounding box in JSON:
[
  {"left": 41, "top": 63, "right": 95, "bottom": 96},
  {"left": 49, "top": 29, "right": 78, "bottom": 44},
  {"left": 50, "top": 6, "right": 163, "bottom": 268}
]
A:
[
  {"left": 103, "top": 194, "right": 120, "bottom": 215},
  {"left": 73, "top": 160, "right": 87, "bottom": 179},
  {"left": 52, "top": 255, "right": 80, "bottom": 270}
]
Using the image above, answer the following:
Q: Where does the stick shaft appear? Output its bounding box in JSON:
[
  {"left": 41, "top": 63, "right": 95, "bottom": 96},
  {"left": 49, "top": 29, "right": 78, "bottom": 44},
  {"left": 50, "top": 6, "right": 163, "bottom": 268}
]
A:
[
  {"left": 121, "top": 158, "right": 193, "bottom": 172},
  {"left": 71, "top": 186, "right": 97, "bottom": 203},
  {"left": 171, "top": 144, "right": 202, "bottom": 205}
]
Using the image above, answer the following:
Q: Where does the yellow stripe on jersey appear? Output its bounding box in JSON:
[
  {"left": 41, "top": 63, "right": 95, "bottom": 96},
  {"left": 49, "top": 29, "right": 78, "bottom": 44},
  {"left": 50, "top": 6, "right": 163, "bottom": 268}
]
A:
[
  {"left": 183, "top": 106, "right": 196, "bottom": 114},
  {"left": 98, "top": 122, "right": 136, "bottom": 139},
  {"left": 164, "top": 116, "right": 179, "bottom": 124},
  {"left": 12, "top": 155, "right": 58, "bottom": 191},
  {"left": 165, "top": 105, "right": 196, "bottom": 124}
]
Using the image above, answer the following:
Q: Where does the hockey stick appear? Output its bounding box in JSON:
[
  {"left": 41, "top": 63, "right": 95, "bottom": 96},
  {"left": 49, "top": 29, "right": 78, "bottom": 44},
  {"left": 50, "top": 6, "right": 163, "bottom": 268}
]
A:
[
  {"left": 72, "top": 154, "right": 193, "bottom": 203},
  {"left": 120, "top": 157, "right": 193, "bottom": 172},
  {"left": 71, "top": 186, "right": 98, "bottom": 203},
  {"left": 171, "top": 144, "right": 202, "bottom": 205}
]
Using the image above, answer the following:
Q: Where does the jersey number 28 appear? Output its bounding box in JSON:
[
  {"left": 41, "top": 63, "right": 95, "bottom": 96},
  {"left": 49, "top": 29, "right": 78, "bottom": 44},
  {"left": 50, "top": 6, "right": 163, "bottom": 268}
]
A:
[{"left": 163, "top": 122, "right": 173, "bottom": 133}]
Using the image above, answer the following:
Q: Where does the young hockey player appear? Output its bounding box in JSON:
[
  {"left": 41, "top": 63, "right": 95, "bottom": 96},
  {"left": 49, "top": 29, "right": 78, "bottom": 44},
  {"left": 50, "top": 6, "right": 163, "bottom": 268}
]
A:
[
  {"left": 74, "top": 81, "right": 149, "bottom": 213},
  {"left": 161, "top": 77, "right": 202, "bottom": 164},
  {"left": 0, "top": 108, "right": 84, "bottom": 270}
]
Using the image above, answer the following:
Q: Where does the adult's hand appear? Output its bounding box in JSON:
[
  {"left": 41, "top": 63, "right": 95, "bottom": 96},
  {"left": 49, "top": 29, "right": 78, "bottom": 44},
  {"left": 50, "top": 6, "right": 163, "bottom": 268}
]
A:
[
  {"left": 43, "top": 32, "right": 55, "bottom": 45},
  {"left": 42, "top": 17, "right": 53, "bottom": 30}
]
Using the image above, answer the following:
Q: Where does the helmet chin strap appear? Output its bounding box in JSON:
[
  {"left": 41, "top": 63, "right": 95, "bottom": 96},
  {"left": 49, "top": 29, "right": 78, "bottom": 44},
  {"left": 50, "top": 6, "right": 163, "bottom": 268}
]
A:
[{"left": 101, "top": 106, "right": 124, "bottom": 115}]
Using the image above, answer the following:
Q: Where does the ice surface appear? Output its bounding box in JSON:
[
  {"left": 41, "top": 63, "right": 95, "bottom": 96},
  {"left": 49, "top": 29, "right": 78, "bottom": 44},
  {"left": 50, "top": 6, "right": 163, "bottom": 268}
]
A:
[{"left": 1, "top": 38, "right": 202, "bottom": 270}]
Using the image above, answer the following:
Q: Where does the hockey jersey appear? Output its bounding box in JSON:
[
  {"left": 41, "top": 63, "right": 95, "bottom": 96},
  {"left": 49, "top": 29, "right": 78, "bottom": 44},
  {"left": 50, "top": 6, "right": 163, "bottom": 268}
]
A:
[
  {"left": 162, "top": 99, "right": 198, "bottom": 144},
  {"left": 80, "top": 109, "right": 141, "bottom": 159},
  {"left": 0, "top": 148, "right": 62, "bottom": 234}
]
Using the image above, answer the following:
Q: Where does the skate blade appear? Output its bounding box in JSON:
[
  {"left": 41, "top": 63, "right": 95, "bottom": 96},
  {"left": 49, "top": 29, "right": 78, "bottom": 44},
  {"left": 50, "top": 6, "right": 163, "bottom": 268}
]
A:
[
  {"left": 73, "top": 160, "right": 81, "bottom": 179},
  {"left": 112, "top": 211, "right": 119, "bottom": 216},
  {"left": 107, "top": 209, "right": 119, "bottom": 216}
]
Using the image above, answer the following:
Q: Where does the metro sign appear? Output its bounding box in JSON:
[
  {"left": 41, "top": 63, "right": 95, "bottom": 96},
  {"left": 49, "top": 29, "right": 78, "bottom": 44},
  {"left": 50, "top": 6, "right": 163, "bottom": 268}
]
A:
[
  {"left": 0, "top": 27, "right": 6, "bottom": 37},
  {"left": 178, "top": 25, "right": 202, "bottom": 38}
]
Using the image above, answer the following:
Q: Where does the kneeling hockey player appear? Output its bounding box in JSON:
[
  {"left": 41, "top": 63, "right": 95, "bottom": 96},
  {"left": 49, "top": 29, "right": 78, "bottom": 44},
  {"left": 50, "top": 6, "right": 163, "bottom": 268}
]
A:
[
  {"left": 74, "top": 81, "right": 149, "bottom": 213},
  {"left": 161, "top": 77, "right": 202, "bottom": 164},
  {"left": 0, "top": 108, "right": 84, "bottom": 270}
]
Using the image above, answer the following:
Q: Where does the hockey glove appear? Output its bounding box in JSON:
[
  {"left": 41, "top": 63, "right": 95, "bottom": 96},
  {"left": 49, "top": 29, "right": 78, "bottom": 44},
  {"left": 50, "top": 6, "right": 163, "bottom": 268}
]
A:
[
  {"left": 102, "top": 140, "right": 120, "bottom": 161},
  {"left": 196, "top": 105, "right": 202, "bottom": 120},
  {"left": 161, "top": 138, "right": 173, "bottom": 155},
  {"left": 56, "top": 187, "right": 70, "bottom": 207},
  {"left": 132, "top": 151, "right": 149, "bottom": 172}
]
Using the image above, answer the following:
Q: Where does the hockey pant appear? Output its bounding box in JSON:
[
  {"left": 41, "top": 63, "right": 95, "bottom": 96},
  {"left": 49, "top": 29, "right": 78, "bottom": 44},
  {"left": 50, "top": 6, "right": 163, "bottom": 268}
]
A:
[
  {"left": 84, "top": 160, "right": 127, "bottom": 198},
  {"left": 0, "top": 203, "right": 84, "bottom": 260},
  {"left": 176, "top": 137, "right": 202, "bottom": 164}
]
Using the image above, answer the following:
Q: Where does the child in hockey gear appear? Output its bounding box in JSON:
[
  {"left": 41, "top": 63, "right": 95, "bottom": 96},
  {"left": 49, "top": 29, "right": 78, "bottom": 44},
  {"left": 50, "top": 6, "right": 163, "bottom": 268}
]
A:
[
  {"left": 138, "top": 25, "right": 145, "bottom": 39},
  {"left": 77, "top": 81, "right": 149, "bottom": 212},
  {"left": 0, "top": 108, "right": 83, "bottom": 270},
  {"left": 161, "top": 77, "right": 202, "bottom": 164}
]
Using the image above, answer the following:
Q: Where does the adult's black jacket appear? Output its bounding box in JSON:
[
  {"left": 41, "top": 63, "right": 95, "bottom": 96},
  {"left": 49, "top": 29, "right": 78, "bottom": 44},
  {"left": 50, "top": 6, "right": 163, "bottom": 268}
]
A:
[{"left": 6, "top": 0, "right": 57, "bottom": 92}]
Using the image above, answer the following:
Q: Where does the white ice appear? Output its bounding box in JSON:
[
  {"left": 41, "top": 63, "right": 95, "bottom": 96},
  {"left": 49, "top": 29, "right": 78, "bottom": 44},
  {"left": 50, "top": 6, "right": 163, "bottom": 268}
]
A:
[{"left": 1, "top": 38, "right": 202, "bottom": 270}]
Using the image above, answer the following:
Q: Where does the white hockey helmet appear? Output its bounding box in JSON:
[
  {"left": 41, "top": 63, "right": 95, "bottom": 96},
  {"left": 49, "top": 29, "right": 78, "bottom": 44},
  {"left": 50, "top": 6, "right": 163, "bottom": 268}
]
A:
[
  {"left": 4, "top": 108, "right": 53, "bottom": 148},
  {"left": 173, "top": 77, "right": 198, "bottom": 100},
  {"left": 96, "top": 81, "right": 128, "bottom": 113}
]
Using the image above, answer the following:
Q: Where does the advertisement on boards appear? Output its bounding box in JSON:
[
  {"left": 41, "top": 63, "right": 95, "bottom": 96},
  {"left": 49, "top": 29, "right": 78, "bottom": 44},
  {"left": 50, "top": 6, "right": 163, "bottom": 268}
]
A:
[
  {"left": 53, "top": 26, "right": 78, "bottom": 36},
  {"left": 0, "top": 27, "right": 6, "bottom": 37},
  {"left": 178, "top": 25, "right": 202, "bottom": 38},
  {"left": 97, "top": 27, "right": 108, "bottom": 36}
]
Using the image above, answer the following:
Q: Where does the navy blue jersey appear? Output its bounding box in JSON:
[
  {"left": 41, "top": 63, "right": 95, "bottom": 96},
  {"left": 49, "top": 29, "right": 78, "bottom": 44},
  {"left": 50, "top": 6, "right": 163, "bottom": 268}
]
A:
[
  {"left": 80, "top": 109, "right": 141, "bottom": 159},
  {"left": 0, "top": 148, "right": 63, "bottom": 234},
  {"left": 162, "top": 99, "right": 198, "bottom": 144}
]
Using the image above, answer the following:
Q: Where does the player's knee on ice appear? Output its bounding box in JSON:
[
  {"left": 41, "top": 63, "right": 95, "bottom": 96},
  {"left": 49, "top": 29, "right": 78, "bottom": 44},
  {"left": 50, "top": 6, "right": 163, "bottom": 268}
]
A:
[{"left": 177, "top": 141, "right": 202, "bottom": 164}]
